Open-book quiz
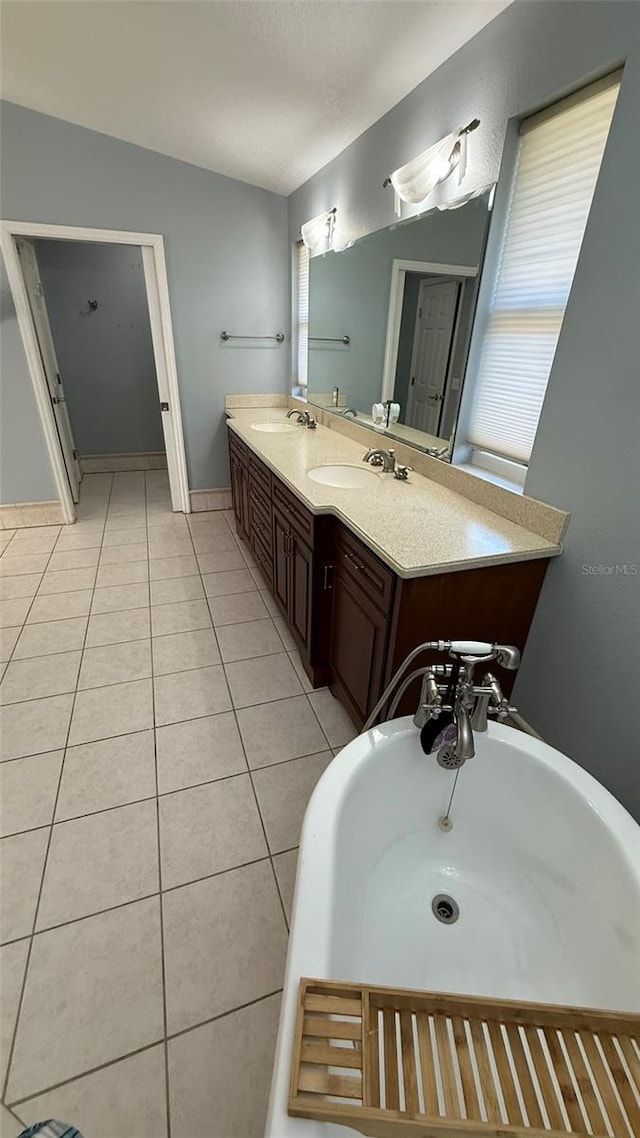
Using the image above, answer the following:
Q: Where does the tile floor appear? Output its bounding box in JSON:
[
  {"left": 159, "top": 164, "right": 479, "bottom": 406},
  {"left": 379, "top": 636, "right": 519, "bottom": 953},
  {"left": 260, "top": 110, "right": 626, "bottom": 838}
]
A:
[{"left": 0, "top": 470, "right": 357, "bottom": 1138}]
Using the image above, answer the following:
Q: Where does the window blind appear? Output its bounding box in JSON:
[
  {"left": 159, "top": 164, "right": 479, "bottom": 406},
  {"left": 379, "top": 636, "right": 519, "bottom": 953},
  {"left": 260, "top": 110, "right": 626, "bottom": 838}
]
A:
[
  {"left": 467, "top": 75, "right": 620, "bottom": 465},
  {"left": 296, "top": 240, "right": 309, "bottom": 390}
]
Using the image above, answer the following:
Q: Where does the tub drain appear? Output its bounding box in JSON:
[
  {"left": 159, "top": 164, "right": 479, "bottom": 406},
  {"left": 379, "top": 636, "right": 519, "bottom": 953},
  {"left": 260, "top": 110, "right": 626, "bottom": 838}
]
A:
[{"left": 431, "top": 894, "right": 459, "bottom": 924}]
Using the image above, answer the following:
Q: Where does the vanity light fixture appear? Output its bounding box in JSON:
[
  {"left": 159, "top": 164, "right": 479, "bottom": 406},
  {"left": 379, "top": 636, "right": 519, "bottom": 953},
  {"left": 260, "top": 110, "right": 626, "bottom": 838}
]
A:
[
  {"left": 301, "top": 207, "right": 336, "bottom": 252},
  {"left": 385, "top": 119, "right": 480, "bottom": 216}
]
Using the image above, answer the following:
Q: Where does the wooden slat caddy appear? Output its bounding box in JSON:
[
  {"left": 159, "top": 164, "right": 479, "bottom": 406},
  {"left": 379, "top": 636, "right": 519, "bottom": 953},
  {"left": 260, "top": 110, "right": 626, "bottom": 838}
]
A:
[{"left": 288, "top": 979, "right": 640, "bottom": 1137}]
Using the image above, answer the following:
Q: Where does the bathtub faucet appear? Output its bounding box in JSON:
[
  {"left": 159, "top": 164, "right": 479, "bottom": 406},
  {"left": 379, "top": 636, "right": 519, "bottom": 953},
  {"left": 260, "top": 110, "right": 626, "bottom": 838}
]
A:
[{"left": 363, "top": 639, "right": 520, "bottom": 766}]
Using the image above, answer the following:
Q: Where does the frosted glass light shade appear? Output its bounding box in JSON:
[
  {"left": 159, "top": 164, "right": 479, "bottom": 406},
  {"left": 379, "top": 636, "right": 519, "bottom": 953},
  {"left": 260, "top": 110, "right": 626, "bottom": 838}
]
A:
[{"left": 301, "top": 209, "right": 336, "bottom": 251}]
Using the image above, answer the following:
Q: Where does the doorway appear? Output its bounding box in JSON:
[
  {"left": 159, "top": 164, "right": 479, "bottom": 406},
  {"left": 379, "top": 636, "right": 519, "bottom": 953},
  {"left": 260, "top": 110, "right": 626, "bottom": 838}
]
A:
[{"left": 0, "top": 221, "right": 189, "bottom": 522}]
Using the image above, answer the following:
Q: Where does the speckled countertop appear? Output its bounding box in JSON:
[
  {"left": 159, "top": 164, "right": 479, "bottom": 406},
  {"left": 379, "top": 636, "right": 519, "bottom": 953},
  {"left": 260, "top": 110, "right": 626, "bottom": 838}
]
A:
[{"left": 226, "top": 407, "right": 561, "bottom": 579}]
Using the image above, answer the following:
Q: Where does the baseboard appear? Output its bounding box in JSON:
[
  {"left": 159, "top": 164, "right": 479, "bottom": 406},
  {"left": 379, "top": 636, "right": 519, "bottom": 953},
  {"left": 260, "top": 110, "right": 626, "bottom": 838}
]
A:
[
  {"left": 0, "top": 500, "right": 65, "bottom": 529},
  {"left": 190, "top": 488, "right": 233, "bottom": 512},
  {"left": 80, "top": 452, "right": 168, "bottom": 473}
]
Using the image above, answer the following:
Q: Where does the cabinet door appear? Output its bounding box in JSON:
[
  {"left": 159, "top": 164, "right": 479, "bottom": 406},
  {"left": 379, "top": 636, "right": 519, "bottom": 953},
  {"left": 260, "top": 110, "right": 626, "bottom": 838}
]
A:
[
  {"left": 229, "top": 454, "right": 244, "bottom": 534},
  {"left": 273, "top": 509, "right": 289, "bottom": 617},
  {"left": 239, "top": 465, "right": 251, "bottom": 542},
  {"left": 290, "top": 535, "right": 312, "bottom": 652},
  {"left": 329, "top": 564, "right": 389, "bottom": 726}
]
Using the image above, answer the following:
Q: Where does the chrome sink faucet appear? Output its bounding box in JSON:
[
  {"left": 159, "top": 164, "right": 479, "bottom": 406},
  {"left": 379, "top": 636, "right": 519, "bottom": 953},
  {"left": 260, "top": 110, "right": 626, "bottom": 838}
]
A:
[
  {"left": 363, "top": 447, "right": 396, "bottom": 473},
  {"left": 286, "top": 409, "right": 317, "bottom": 429},
  {"left": 363, "top": 447, "right": 412, "bottom": 480}
]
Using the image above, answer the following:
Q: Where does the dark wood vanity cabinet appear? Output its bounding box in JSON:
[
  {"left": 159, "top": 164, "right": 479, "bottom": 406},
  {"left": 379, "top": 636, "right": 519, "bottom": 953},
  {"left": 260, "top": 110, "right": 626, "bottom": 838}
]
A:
[
  {"left": 327, "top": 527, "right": 395, "bottom": 725},
  {"left": 271, "top": 478, "right": 332, "bottom": 680},
  {"left": 227, "top": 427, "right": 331, "bottom": 683},
  {"left": 228, "top": 432, "right": 250, "bottom": 542},
  {"left": 227, "top": 426, "right": 550, "bottom": 727}
]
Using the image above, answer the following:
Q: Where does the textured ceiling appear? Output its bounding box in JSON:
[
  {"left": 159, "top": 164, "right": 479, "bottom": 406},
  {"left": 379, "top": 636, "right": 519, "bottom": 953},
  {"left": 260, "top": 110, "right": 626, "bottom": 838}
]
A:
[{"left": 1, "top": 1, "right": 510, "bottom": 195}]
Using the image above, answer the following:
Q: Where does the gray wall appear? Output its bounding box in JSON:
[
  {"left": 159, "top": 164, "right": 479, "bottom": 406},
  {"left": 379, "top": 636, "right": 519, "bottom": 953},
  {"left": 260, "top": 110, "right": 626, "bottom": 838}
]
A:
[
  {"left": 36, "top": 240, "right": 164, "bottom": 456},
  {"left": 0, "top": 100, "right": 289, "bottom": 500},
  {"left": 290, "top": 0, "right": 640, "bottom": 817},
  {"left": 308, "top": 199, "right": 487, "bottom": 414}
]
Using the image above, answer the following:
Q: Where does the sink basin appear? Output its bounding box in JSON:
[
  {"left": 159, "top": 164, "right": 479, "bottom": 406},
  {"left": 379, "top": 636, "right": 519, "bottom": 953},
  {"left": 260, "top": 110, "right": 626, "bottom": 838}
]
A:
[
  {"left": 250, "top": 421, "right": 298, "bottom": 434},
  {"left": 307, "top": 464, "right": 381, "bottom": 488}
]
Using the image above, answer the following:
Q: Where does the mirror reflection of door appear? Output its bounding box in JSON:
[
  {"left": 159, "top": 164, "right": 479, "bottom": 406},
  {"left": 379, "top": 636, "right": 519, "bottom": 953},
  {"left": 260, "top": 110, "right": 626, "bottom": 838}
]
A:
[{"left": 406, "top": 277, "right": 461, "bottom": 435}]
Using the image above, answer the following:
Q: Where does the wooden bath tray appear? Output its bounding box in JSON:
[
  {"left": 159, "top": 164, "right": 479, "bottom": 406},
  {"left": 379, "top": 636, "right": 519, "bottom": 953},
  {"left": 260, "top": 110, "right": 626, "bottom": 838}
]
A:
[{"left": 289, "top": 979, "right": 640, "bottom": 1137}]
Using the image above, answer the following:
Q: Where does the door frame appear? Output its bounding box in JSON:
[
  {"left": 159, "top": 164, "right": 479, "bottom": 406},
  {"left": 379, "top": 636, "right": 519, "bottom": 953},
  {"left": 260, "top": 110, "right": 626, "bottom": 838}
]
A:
[
  {"left": 381, "top": 259, "right": 478, "bottom": 404},
  {"left": 0, "top": 220, "right": 190, "bottom": 521}
]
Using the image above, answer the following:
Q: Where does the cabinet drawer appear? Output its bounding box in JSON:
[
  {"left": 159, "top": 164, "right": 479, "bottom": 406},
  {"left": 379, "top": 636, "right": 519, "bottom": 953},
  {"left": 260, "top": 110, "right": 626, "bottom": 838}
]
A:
[
  {"left": 335, "top": 526, "right": 395, "bottom": 615},
  {"left": 251, "top": 530, "right": 273, "bottom": 588},
  {"left": 273, "top": 478, "right": 314, "bottom": 545},
  {"left": 250, "top": 453, "right": 272, "bottom": 498},
  {"left": 228, "top": 428, "right": 249, "bottom": 467},
  {"left": 250, "top": 500, "right": 272, "bottom": 553}
]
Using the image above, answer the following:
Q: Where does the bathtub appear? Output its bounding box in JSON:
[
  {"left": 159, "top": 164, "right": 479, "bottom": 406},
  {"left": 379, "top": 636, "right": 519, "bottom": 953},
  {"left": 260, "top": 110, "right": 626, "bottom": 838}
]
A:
[{"left": 265, "top": 718, "right": 640, "bottom": 1137}]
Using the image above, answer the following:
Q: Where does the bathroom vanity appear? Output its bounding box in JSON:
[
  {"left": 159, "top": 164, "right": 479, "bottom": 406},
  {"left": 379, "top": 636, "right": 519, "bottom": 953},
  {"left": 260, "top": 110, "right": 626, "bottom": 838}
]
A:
[{"left": 227, "top": 406, "right": 565, "bottom": 727}]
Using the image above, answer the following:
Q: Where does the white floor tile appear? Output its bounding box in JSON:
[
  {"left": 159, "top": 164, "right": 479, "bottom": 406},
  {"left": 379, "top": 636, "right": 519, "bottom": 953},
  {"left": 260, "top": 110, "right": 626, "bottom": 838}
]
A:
[
  {"left": 78, "top": 639, "right": 152, "bottom": 689},
  {"left": 0, "top": 574, "right": 42, "bottom": 601},
  {"left": 0, "top": 828, "right": 49, "bottom": 943},
  {"left": 0, "top": 650, "right": 81, "bottom": 705},
  {"left": 69, "top": 679, "right": 153, "bottom": 745},
  {"left": 0, "top": 751, "right": 63, "bottom": 837},
  {"left": 37, "top": 799, "right": 159, "bottom": 929},
  {"left": 162, "top": 861, "right": 287, "bottom": 1034},
  {"left": 308, "top": 687, "right": 359, "bottom": 746},
  {"left": 216, "top": 618, "right": 283, "bottom": 663},
  {"left": 236, "top": 694, "right": 328, "bottom": 768},
  {"left": 150, "top": 575, "right": 204, "bottom": 606},
  {"left": 273, "top": 849, "right": 298, "bottom": 924},
  {"left": 91, "top": 581, "right": 149, "bottom": 614},
  {"left": 12, "top": 617, "right": 87, "bottom": 660},
  {"left": 159, "top": 774, "right": 266, "bottom": 889},
  {"left": 168, "top": 994, "right": 280, "bottom": 1138},
  {"left": 225, "top": 653, "right": 303, "bottom": 708},
  {"left": 7, "top": 898, "right": 164, "bottom": 1101},
  {"left": 252, "top": 751, "right": 333, "bottom": 853},
  {"left": 151, "top": 599, "right": 212, "bottom": 637},
  {"left": 153, "top": 666, "right": 231, "bottom": 725},
  {"left": 0, "top": 694, "right": 73, "bottom": 761},
  {"left": 152, "top": 628, "right": 220, "bottom": 675},
  {"left": 56, "top": 731, "right": 156, "bottom": 821},
  {"left": 14, "top": 1045, "right": 167, "bottom": 1138},
  {"left": 26, "top": 591, "right": 92, "bottom": 624},
  {"left": 0, "top": 939, "right": 29, "bottom": 1087},
  {"left": 38, "top": 567, "right": 96, "bottom": 594},
  {"left": 85, "top": 607, "right": 150, "bottom": 647},
  {"left": 156, "top": 712, "right": 246, "bottom": 794}
]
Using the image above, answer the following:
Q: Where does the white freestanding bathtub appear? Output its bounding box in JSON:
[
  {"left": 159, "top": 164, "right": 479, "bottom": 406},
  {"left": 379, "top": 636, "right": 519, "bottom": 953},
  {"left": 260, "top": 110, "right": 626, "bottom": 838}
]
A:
[{"left": 265, "top": 718, "right": 640, "bottom": 1137}]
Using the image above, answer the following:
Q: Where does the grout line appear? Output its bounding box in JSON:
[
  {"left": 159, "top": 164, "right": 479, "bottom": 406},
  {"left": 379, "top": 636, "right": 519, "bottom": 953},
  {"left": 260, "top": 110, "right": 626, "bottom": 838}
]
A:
[
  {"left": 181, "top": 519, "right": 291, "bottom": 931},
  {"left": 1, "top": 742, "right": 333, "bottom": 840},
  {"left": 143, "top": 472, "right": 173, "bottom": 1138},
  {"left": 1, "top": 475, "right": 116, "bottom": 1104},
  {"left": 1, "top": 853, "right": 278, "bottom": 949},
  {"left": 7, "top": 989, "right": 283, "bottom": 1111}
]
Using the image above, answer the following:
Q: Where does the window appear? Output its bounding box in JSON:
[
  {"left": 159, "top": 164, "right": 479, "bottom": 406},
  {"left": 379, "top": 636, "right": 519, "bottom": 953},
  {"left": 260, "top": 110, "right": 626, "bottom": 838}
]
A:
[
  {"left": 294, "top": 239, "right": 309, "bottom": 395},
  {"left": 467, "top": 73, "right": 620, "bottom": 468}
]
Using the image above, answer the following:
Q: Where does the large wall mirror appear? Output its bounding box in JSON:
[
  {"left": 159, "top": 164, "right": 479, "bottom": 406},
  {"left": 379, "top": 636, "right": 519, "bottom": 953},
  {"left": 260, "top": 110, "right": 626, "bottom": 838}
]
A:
[{"left": 306, "top": 189, "right": 493, "bottom": 459}]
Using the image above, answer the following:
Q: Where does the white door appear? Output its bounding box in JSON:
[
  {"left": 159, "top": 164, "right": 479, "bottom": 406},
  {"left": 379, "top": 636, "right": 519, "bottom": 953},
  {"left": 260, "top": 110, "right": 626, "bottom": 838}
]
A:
[
  {"left": 16, "top": 238, "right": 81, "bottom": 501},
  {"left": 406, "top": 278, "right": 460, "bottom": 435}
]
